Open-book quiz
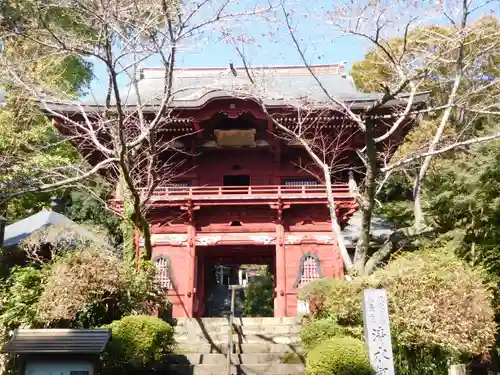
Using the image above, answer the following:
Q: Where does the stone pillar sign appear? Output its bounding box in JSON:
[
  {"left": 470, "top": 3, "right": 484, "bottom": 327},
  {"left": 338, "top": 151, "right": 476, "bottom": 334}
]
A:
[{"left": 362, "top": 289, "right": 395, "bottom": 375}]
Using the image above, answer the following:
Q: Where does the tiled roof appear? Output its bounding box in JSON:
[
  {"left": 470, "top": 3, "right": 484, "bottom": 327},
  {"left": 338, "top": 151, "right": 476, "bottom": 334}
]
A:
[
  {"left": 116, "top": 64, "right": 427, "bottom": 109},
  {"left": 2, "top": 329, "right": 111, "bottom": 354},
  {"left": 342, "top": 211, "right": 395, "bottom": 247},
  {"left": 34, "top": 64, "right": 428, "bottom": 113},
  {"left": 122, "top": 64, "right": 362, "bottom": 104},
  {"left": 3, "top": 210, "right": 112, "bottom": 249}
]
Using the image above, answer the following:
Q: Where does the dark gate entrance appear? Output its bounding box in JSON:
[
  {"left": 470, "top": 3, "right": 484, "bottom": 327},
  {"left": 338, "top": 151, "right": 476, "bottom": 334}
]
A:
[{"left": 196, "top": 245, "right": 275, "bottom": 318}]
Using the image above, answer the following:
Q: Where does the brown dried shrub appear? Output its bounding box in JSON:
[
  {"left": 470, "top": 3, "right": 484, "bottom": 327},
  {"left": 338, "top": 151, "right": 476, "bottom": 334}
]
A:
[
  {"left": 378, "top": 249, "right": 495, "bottom": 356},
  {"left": 37, "top": 247, "right": 167, "bottom": 325},
  {"left": 299, "top": 249, "right": 495, "bottom": 357}
]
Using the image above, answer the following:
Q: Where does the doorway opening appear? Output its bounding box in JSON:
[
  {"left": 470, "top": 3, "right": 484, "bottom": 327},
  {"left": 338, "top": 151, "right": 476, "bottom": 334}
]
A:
[
  {"left": 223, "top": 174, "right": 250, "bottom": 186},
  {"left": 196, "top": 245, "right": 275, "bottom": 318}
]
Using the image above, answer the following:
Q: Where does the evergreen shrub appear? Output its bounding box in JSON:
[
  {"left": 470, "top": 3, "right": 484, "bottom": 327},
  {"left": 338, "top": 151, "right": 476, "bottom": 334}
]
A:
[
  {"left": 300, "top": 317, "right": 340, "bottom": 351},
  {"left": 377, "top": 249, "right": 495, "bottom": 355},
  {"left": 306, "top": 336, "right": 373, "bottom": 375},
  {"left": 300, "top": 317, "right": 363, "bottom": 351},
  {"left": 36, "top": 248, "right": 168, "bottom": 327},
  {"left": 104, "top": 315, "right": 174, "bottom": 369},
  {"left": 299, "top": 276, "right": 374, "bottom": 324}
]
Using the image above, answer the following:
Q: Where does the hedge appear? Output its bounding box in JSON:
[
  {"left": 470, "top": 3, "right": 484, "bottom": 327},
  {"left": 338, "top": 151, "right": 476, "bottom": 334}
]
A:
[
  {"left": 104, "top": 315, "right": 174, "bottom": 369},
  {"left": 306, "top": 336, "right": 373, "bottom": 375},
  {"left": 301, "top": 317, "right": 364, "bottom": 351}
]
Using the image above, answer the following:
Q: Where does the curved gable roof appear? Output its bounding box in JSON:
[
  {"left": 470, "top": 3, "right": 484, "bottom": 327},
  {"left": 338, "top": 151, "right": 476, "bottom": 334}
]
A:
[
  {"left": 3, "top": 210, "right": 111, "bottom": 249},
  {"left": 34, "top": 64, "right": 428, "bottom": 113}
]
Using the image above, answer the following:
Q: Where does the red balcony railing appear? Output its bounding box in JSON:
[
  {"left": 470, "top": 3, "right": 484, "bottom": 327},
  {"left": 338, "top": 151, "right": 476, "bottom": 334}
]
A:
[{"left": 148, "top": 184, "right": 353, "bottom": 202}]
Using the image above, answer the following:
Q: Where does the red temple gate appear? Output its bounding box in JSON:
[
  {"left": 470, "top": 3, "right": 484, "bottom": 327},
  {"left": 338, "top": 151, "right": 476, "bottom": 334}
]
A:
[{"left": 45, "top": 64, "right": 426, "bottom": 318}]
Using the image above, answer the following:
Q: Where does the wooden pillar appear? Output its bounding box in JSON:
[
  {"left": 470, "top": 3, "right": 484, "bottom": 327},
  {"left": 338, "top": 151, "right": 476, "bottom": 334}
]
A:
[
  {"left": 183, "top": 202, "right": 198, "bottom": 318},
  {"left": 197, "top": 252, "right": 205, "bottom": 318},
  {"left": 274, "top": 200, "right": 287, "bottom": 317},
  {"left": 186, "top": 225, "right": 196, "bottom": 317}
]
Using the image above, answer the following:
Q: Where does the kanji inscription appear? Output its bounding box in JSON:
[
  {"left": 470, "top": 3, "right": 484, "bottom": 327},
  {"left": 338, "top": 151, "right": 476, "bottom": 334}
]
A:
[{"left": 362, "top": 289, "right": 395, "bottom": 375}]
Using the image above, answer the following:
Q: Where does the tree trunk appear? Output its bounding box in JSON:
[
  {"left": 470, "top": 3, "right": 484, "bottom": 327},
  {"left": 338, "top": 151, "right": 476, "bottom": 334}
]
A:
[
  {"left": 412, "top": 22, "right": 465, "bottom": 228},
  {"left": 323, "top": 166, "right": 354, "bottom": 272},
  {"left": 119, "top": 174, "right": 136, "bottom": 265},
  {"left": 354, "top": 120, "right": 377, "bottom": 275}
]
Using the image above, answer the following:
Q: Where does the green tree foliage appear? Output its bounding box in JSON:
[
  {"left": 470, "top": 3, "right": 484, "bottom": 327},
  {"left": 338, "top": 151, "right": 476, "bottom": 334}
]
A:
[
  {"left": 243, "top": 272, "right": 274, "bottom": 317},
  {"left": 0, "top": 0, "right": 92, "bottom": 219},
  {"left": 63, "top": 186, "right": 123, "bottom": 248},
  {"left": 0, "top": 2, "right": 124, "bottom": 253},
  {"left": 0, "top": 266, "right": 47, "bottom": 330},
  {"left": 351, "top": 16, "right": 499, "bottom": 102},
  {"left": 424, "top": 141, "right": 500, "bottom": 265},
  {"left": 351, "top": 15, "right": 500, "bottom": 285},
  {"left": 375, "top": 138, "right": 500, "bottom": 321},
  {"left": 104, "top": 315, "right": 174, "bottom": 372},
  {"left": 421, "top": 138, "right": 500, "bottom": 351},
  {"left": 305, "top": 336, "right": 373, "bottom": 375},
  {"left": 351, "top": 16, "right": 500, "bottom": 180},
  {"left": 0, "top": 101, "right": 81, "bottom": 219}
]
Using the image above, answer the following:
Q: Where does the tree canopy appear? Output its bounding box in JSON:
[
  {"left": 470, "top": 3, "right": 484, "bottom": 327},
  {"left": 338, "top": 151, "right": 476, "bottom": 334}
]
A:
[{"left": 0, "top": 0, "right": 93, "bottom": 219}]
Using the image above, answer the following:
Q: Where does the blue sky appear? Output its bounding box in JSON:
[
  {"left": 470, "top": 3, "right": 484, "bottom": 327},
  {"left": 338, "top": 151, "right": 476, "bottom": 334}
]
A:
[
  {"left": 85, "top": 0, "right": 499, "bottom": 100},
  {"left": 88, "top": 36, "right": 366, "bottom": 98},
  {"left": 86, "top": 1, "right": 368, "bottom": 99}
]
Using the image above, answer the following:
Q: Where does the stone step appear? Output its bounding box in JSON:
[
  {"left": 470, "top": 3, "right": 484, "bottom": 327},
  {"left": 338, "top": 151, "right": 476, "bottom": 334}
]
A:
[
  {"left": 165, "top": 353, "right": 305, "bottom": 365},
  {"left": 176, "top": 333, "right": 299, "bottom": 345},
  {"left": 175, "top": 324, "right": 301, "bottom": 336},
  {"left": 164, "top": 363, "right": 304, "bottom": 375},
  {"left": 176, "top": 317, "right": 302, "bottom": 328},
  {"left": 177, "top": 342, "right": 303, "bottom": 355}
]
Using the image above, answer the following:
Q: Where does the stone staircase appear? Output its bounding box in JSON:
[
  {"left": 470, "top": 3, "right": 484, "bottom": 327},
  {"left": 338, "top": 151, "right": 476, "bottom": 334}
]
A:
[{"left": 166, "top": 317, "right": 305, "bottom": 375}]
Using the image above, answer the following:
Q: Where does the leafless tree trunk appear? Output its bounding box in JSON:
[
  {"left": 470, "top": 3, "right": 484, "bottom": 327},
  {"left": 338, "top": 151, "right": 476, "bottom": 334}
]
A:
[
  {"left": 0, "top": 0, "right": 274, "bottom": 261},
  {"left": 266, "top": 111, "right": 356, "bottom": 271},
  {"left": 241, "top": 0, "right": 500, "bottom": 275}
]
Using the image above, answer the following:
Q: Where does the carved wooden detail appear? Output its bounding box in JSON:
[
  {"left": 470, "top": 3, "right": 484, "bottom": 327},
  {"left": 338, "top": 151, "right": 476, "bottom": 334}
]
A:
[
  {"left": 249, "top": 235, "right": 275, "bottom": 245},
  {"left": 196, "top": 235, "right": 222, "bottom": 246},
  {"left": 285, "top": 235, "right": 304, "bottom": 245},
  {"left": 314, "top": 235, "right": 333, "bottom": 244}
]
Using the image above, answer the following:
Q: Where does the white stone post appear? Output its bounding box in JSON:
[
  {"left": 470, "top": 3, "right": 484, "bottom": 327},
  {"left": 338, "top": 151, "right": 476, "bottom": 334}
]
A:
[
  {"left": 362, "top": 289, "right": 395, "bottom": 375},
  {"left": 448, "top": 364, "right": 467, "bottom": 375}
]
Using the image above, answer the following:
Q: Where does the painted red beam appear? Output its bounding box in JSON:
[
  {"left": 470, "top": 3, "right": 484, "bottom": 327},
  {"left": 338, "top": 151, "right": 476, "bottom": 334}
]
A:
[{"left": 109, "top": 184, "right": 357, "bottom": 217}]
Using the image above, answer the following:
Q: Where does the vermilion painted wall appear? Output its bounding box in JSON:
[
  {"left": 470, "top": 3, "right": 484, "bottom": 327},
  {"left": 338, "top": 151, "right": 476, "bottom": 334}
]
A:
[
  {"left": 283, "top": 243, "right": 343, "bottom": 316},
  {"left": 153, "top": 245, "right": 194, "bottom": 318},
  {"left": 150, "top": 202, "right": 345, "bottom": 318},
  {"left": 152, "top": 241, "right": 344, "bottom": 318},
  {"left": 189, "top": 148, "right": 324, "bottom": 187},
  {"left": 146, "top": 143, "right": 352, "bottom": 318}
]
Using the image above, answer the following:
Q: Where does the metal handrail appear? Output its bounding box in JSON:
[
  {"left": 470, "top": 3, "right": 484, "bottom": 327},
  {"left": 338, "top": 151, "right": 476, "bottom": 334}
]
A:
[{"left": 226, "top": 285, "right": 243, "bottom": 375}]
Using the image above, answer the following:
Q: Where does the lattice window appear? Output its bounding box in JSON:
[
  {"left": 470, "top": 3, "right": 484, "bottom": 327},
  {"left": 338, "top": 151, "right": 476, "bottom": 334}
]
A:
[
  {"left": 165, "top": 180, "right": 192, "bottom": 187},
  {"left": 283, "top": 179, "right": 319, "bottom": 186},
  {"left": 155, "top": 257, "right": 173, "bottom": 289},
  {"left": 164, "top": 180, "right": 191, "bottom": 193},
  {"left": 294, "top": 253, "right": 322, "bottom": 288}
]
